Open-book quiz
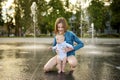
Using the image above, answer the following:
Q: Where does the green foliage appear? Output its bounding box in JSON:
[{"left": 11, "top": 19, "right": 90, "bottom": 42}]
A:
[
  {"left": 14, "top": 0, "right": 32, "bottom": 36},
  {"left": 48, "top": 0, "right": 65, "bottom": 21},
  {"left": 0, "top": 0, "right": 82, "bottom": 37},
  {"left": 14, "top": 0, "right": 48, "bottom": 35},
  {"left": 0, "top": 16, "right": 4, "bottom": 26},
  {"left": 45, "top": 0, "right": 72, "bottom": 35},
  {"left": 87, "top": 0, "right": 105, "bottom": 31},
  {"left": 110, "top": 0, "right": 120, "bottom": 33},
  {"left": 0, "top": 1, "right": 4, "bottom": 26}
]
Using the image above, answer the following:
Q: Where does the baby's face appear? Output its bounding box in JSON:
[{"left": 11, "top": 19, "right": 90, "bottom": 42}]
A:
[{"left": 56, "top": 36, "right": 64, "bottom": 44}]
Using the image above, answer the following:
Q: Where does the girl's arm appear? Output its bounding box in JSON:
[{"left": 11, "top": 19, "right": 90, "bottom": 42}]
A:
[
  {"left": 72, "top": 32, "right": 84, "bottom": 51},
  {"left": 65, "top": 31, "right": 84, "bottom": 52}
]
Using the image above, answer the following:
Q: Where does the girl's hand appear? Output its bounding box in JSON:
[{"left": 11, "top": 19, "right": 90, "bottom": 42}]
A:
[{"left": 64, "top": 47, "right": 74, "bottom": 53}]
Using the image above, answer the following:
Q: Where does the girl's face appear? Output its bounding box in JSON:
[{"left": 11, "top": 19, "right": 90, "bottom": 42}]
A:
[{"left": 57, "top": 23, "right": 65, "bottom": 34}]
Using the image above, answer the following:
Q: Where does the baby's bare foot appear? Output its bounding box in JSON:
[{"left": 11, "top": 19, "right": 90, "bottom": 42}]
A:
[
  {"left": 62, "top": 70, "right": 65, "bottom": 73},
  {"left": 58, "top": 70, "right": 61, "bottom": 74}
]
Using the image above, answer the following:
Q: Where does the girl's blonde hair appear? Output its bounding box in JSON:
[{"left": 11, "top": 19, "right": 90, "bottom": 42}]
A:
[{"left": 54, "top": 17, "right": 68, "bottom": 34}]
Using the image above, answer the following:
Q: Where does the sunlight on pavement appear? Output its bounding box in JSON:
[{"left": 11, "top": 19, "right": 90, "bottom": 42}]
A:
[{"left": 0, "top": 44, "right": 47, "bottom": 50}]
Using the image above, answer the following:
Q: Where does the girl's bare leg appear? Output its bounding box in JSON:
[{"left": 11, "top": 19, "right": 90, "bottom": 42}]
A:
[
  {"left": 61, "top": 57, "right": 67, "bottom": 72},
  {"left": 67, "top": 55, "right": 78, "bottom": 71},
  {"left": 43, "top": 55, "right": 57, "bottom": 72}
]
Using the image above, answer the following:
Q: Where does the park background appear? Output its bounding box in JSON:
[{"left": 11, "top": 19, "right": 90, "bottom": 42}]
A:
[
  {"left": 0, "top": 0, "right": 120, "bottom": 80},
  {"left": 0, "top": 0, "right": 120, "bottom": 38}
]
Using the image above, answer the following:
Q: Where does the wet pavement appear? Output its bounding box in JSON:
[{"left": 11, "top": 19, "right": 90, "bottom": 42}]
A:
[{"left": 0, "top": 38, "right": 120, "bottom": 80}]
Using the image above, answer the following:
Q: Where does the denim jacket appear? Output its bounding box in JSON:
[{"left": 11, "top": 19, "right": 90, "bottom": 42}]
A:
[{"left": 53, "top": 31, "right": 84, "bottom": 56}]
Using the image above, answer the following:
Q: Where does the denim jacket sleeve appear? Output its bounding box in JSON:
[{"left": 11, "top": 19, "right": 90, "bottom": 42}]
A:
[
  {"left": 53, "top": 37, "right": 57, "bottom": 46},
  {"left": 72, "top": 32, "right": 84, "bottom": 51},
  {"left": 65, "top": 31, "right": 84, "bottom": 51}
]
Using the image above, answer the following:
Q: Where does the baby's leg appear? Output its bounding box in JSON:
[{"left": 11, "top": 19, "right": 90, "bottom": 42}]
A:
[
  {"left": 61, "top": 57, "right": 67, "bottom": 72},
  {"left": 56, "top": 56, "right": 62, "bottom": 73}
]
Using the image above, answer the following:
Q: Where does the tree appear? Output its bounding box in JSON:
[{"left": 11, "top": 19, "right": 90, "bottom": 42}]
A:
[
  {"left": 0, "top": 1, "right": 4, "bottom": 36},
  {"left": 0, "top": 1, "right": 4, "bottom": 26},
  {"left": 87, "top": 0, "right": 105, "bottom": 32},
  {"left": 14, "top": 0, "right": 32, "bottom": 36},
  {"left": 45, "top": 0, "right": 80, "bottom": 36},
  {"left": 37, "top": 0, "right": 49, "bottom": 35},
  {"left": 110, "top": 0, "right": 120, "bottom": 33},
  {"left": 13, "top": 0, "right": 48, "bottom": 36},
  {"left": 45, "top": 0, "right": 66, "bottom": 36},
  {"left": 1, "top": 0, "right": 16, "bottom": 37}
]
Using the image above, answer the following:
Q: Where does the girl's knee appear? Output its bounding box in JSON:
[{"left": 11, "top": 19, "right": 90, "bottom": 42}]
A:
[
  {"left": 68, "top": 57, "right": 78, "bottom": 67},
  {"left": 43, "top": 66, "right": 51, "bottom": 72},
  {"left": 73, "top": 63, "right": 77, "bottom": 67},
  {"left": 43, "top": 66, "right": 48, "bottom": 72},
  {"left": 71, "top": 61, "right": 77, "bottom": 67}
]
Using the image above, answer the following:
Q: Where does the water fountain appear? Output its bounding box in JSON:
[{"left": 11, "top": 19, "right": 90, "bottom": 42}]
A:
[
  {"left": 30, "top": 2, "right": 40, "bottom": 80},
  {"left": 30, "top": 2, "right": 38, "bottom": 59},
  {"left": 91, "top": 23, "right": 95, "bottom": 44},
  {"left": 31, "top": 2, "right": 37, "bottom": 42}
]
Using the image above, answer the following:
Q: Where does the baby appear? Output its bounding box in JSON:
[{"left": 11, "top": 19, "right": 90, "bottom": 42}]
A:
[{"left": 50, "top": 34, "right": 73, "bottom": 73}]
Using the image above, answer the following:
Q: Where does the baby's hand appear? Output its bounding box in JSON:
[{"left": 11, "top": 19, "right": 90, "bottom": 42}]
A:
[
  {"left": 56, "top": 48, "right": 59, "bottom": 54},
  {"left": 48, "top": 46, "right": 52, "bottom": 50}
]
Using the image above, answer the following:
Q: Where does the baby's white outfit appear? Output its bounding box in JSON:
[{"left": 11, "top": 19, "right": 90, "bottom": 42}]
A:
[{"left": 52, "top": 41, "right": 73, "bottom": 61}]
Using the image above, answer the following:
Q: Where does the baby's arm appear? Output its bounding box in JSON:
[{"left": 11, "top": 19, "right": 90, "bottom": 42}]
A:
[
  {"left": 52, "top": 46, "right": 57, "bottom": 50},
  {"left": 48, "top": 45, "right": 57, "bottom": 51},
  {"left": 52, "top": 45, "right": 59, "bottom": 54}
]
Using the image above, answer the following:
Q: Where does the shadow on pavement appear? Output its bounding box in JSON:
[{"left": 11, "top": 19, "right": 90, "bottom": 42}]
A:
[{"left": 44, "top": 71, "right": 75, "bottom": 80}]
